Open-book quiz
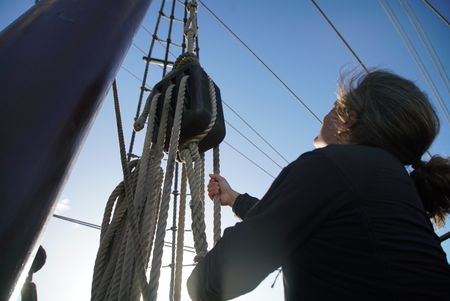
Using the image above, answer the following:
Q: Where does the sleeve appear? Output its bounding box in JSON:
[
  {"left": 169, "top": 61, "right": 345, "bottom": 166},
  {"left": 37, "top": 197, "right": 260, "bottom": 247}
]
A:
[
  {"left": 187, "top": 150, "right": 346, "bottom": 301},
  {"left": 232, "top": 193, "right": 260, "bottom": 219}
]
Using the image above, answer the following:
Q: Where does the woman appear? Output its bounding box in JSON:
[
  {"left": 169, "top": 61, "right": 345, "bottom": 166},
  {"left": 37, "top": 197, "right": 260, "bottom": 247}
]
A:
[{"left": 187, "top": 70, "right": 450, "bottom": 300}]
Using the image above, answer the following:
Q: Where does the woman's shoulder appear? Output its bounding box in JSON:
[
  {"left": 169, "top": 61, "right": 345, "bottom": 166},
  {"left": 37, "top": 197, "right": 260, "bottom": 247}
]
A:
[
  {"left": 293, "top": 144, "right": 407, "bottom": 182},
  {"left": 312, "top": 144, "right": 402, "bottom": 166}
]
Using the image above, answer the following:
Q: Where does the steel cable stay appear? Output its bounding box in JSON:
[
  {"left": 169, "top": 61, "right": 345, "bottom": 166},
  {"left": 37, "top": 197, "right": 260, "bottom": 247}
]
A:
[
  {"left": 52, "top": 214, "right": 197, "bottom": 253},
  {"left": 310, "top": 0, "right": 437, "bottom": 157},
  {"left": 196, "top": 0, "right": 438, "bottom": 158},
  {"left": 222, "top": 141, "right": 276, "bottom": 179},
  {"left": 379, "top": 0, "right": 450, "bottom": 124},
  {"left": 421, "top": 0, "right": 450, "bottom": 26},
  {"left": 195, "top": 0, "right": 323, "bottom": 124},
  {"left": 310, "top": 0, "right": 369, "bottom": 73},
  {"left": 400, "top": 0, "right": 450, "bottom": 94},
  {"left": 225, "top": 120, "right": 284, "bottom": 169}
]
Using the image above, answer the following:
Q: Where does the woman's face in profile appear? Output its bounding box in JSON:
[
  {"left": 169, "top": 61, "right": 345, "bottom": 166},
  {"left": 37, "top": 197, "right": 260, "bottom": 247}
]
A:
[{"left": 314, "top": 104, "right": 344, "bottom": 148}]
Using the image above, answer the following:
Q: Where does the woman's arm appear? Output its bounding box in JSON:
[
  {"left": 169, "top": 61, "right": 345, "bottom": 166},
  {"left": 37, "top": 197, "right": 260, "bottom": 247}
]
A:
[
  {"left": 208, "top": 174, "right": 260, "bottom": 219},
  {"left": 232, "top": 193, "right": 260, "bottom": 220},
  {"left": 188, "top": 150, "right": 345, "bottom": 300}
]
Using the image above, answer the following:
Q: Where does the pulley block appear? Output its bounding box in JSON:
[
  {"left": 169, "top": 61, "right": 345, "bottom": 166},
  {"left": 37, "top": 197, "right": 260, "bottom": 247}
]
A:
[{"left": 149, "top": 61, "right": 225, "bottom": 153}]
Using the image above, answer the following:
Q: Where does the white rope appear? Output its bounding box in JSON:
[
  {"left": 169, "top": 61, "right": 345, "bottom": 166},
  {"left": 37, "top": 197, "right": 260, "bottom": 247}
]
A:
[
  {"left": 181, "top": 144, "right": 208, "bottom": 262},
  {"left": 91, "top": 88, "right": 169, "bottom": 301},
  {"left": 92, "top": 13, "right": 222, "bottom": 297},
  {"left": 148, "top": 75, "right": 190, "bottom": 301},
  {"left": 173, "top": 165, "right": 187, "bottom": 301},
  {"left": 184, "top": 0, "right": 198, "bottom": 54},
  {"left": 92, "top": 87, "right": 161, "bottom": 301},
  {"left": 213, "top": 146, "right": 221, "bottom": 245}
]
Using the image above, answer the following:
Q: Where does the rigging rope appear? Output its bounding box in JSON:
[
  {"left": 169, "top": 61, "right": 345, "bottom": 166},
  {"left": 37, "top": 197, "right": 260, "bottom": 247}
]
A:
[
  {"left": 173, "top": 166, "right": 187, "bottom": 301},
  {"left": 92, "top": 2, "right": 224, "bottom": 300}
]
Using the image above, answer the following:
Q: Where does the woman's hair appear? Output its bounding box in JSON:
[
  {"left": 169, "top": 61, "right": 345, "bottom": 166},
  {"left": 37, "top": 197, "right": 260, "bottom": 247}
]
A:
[{"left": 335, "top": 70, "right": 450, "bottom": 227}]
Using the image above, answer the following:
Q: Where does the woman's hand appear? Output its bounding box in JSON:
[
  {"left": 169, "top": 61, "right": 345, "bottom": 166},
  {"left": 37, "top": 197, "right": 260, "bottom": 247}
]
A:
[{"left": 207, "top": 174, "right": 240, "bottom": 207}]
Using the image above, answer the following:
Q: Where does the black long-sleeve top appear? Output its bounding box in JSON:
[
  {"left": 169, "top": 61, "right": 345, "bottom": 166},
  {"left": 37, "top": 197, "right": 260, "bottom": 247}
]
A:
[{"left": 187, "top": 145, "right": 450, "bottom": 300}]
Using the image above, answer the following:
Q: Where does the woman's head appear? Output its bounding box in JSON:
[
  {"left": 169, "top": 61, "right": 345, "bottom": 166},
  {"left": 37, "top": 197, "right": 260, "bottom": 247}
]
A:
[
  {"left": 324, "top": 69, "right": 449, "bottom": 227},
  {"left": 335, "top": 70, "right": 439, "bottom": 165}
]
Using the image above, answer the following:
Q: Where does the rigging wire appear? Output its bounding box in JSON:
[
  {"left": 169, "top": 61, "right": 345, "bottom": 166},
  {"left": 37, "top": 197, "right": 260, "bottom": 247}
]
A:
[
  {"left": 132, "top": 42, "right": 148, "bottom": 57},
  {"left": 223, "top": 101, "right": 290, "bottom": 164},
  {"left": 222, "top": 140, "right": 276, "bottom": 179},
  {"left": 142, "top": 20, "right": 291, "bottom": 165},
  {"left": 379, "top": 0, "right": 450, "bottom": 124},
  {"left": 53, "top": 214, "right": 101, "bottom": 230},
  {"left": 52, "top": 214, "right": 197, "bottom": 253},
  {"left": 310, "top": 0, "right": 369, "bottom": 73},
  {"left": 400, "top": 0, "right": 450, "bottom": 94},
  {"left": 225, "top": 120, "right": 284, "bottom": 169},
  {"left": 196, "top": 0, "right": 322, "bottom": 124},
  {"left": 421, "top": 0, "right": 450, "bottom": 26},
  {"left": 120, "top": 65, "right": 151, "bottom": 89}
]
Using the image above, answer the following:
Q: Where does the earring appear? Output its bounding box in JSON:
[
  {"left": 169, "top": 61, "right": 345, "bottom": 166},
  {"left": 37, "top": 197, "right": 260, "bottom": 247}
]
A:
[{"left": 337, "top": 130, "right": 342, "bottom": 135}]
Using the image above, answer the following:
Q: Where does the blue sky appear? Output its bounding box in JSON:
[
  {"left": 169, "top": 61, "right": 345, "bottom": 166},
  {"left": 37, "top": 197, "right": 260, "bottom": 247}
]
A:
[{"left": 1, "top": 0, "right": 449, "bottom": 300}]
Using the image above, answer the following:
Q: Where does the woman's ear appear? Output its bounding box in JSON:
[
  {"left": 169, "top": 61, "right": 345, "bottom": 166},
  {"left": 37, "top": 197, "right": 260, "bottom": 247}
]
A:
[{"left": 343, "top": 111, "right": 358, "bottom": 130}]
